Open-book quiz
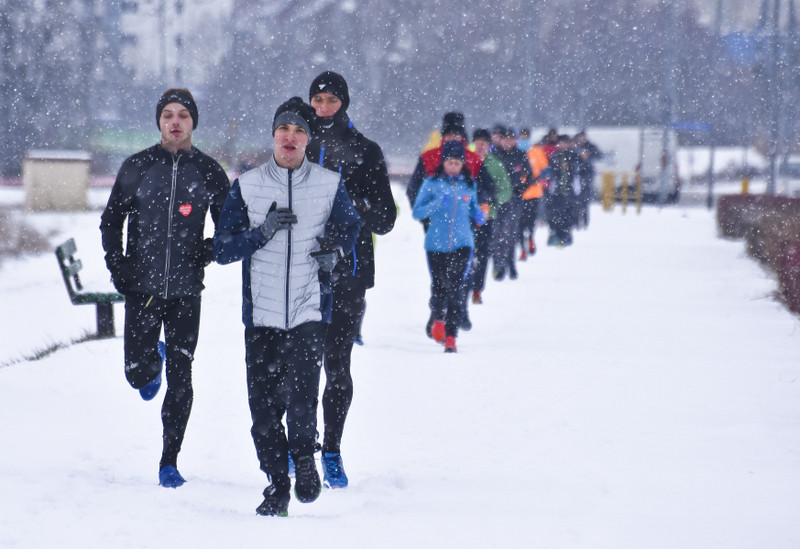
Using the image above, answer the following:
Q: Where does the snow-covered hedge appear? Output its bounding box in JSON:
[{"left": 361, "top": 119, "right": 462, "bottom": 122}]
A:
[{"left": 717, "top": 194, "right": 800, "bottom": 313}]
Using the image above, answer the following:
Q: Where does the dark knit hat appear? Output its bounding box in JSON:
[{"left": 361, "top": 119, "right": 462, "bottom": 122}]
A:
[
  {"left": 472, "top": 128, "right": 491, "bottom": 142},
  {"left": 272, "top": 96, "right": 315, "bottom": 136},
  {"left": 441, "top": 112, "right": 466, "bottom": 139},
  {"left": 441, "top": 140, "right": 465, "bottom": 162},
  {"left": 309, "top": 71, "right": 350, "bottom": 112},
  {"left": 156, "top": 88, "right": 198, "bottom": 129},
  {"left": 500, "top": 126, "right": 518, "bottom": 138}
]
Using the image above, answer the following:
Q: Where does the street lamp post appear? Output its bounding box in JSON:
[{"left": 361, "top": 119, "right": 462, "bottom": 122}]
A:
[
  {"left": 767, "top": 0, "right": 782, "bottom": 195},
  {"left": 660, "top": 2, "right": 679, "bottom": 205}
]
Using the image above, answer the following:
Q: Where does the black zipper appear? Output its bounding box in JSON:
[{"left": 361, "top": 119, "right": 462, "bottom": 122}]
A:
[
  {"left": 284, "top": 169, "right": 293, "bottom": 329},
  {"left": 163, "top": 153, "right": 180, "bottom": 298}
]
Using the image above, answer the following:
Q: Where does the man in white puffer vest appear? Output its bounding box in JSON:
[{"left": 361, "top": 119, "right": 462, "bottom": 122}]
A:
[{"left": 213, "top": 97, "right": 361, "bottom": 517}]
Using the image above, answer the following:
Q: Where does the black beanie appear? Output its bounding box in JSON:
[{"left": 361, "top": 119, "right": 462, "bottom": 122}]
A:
[
  {"left": 501, "top": 126, "right": 518, "bottom": 138},
  {"left": 272, "top": 96, "right": 315, "bottom": 136},
  {"left": 441, "top": 140, "right": 465, "bottom": 162},
  {"left": 309, "top": 71, "right": 350, "bottom": 112},
  {"left": 156, "top": 89, "right": 198, "bottom": 129},
  {"left": 441, "top": 112, "right": 466, "bottom": 139},
  {"left": 472, "top": 128, "right": 491, "bottom": 142}
]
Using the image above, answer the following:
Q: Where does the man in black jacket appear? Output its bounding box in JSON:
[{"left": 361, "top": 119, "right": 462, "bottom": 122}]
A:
[
  {"left": 306, "top": 71, "right": 397, "bottom": 488},
  {"left": 492, "top": 126, "right": 534, "bottom": 280},
  {"left": 547, "top": 134, "right": 581, "bottom": 246},
  {"left": 99, "top": 88, "right": 229, "bottom": 488}
]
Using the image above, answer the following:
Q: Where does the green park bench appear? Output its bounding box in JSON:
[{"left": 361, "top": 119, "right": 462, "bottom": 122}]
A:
[{"left": 55, "top": 238, "right": 124, "bottom": 338}]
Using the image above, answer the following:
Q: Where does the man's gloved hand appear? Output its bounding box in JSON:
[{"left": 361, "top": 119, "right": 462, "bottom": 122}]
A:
[
  {"left": 311, "top": 236, "right": 342, "bottom": 273},
  {"left": 195, "top": 238, "right": 215, "bottom": 268},
  {"left": 260, "top": 201, "right": 297, "bottom": 241},
  {"left": 110, "top": 260, "right": 135, "bottom": 294},
  {"left": 352, "top": 196, "right": 371, "bottom": 215}
]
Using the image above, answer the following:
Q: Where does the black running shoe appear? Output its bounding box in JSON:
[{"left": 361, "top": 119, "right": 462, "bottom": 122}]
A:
[
  {"left": 293, "top": 455, "right": 321, "bottom": 503},
  {"left": 256, "top": 484, "right": 290, "bottom": 517}
]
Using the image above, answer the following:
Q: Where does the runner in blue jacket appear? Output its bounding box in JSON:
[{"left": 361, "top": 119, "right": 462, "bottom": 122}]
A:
[{"left": 412, "top": 140, "right": 485, "bottom": 353}]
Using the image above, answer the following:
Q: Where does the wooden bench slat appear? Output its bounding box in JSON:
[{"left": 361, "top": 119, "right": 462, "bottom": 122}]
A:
[
  {"left": 61, "top": 259, "right": 82, "bottom": 278},
  {"left": 55, "top": 238, "right": 124, "bottom": 338},
  {"left": 71, "top": 292, "right": 125, "bottom": 304},
  {"left": 56, "top": 238, "right": 77, "bottom": 258}
]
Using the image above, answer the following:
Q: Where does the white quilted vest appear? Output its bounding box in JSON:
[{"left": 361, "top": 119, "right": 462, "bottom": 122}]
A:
[{"left": 238, "top": 156, "right": 340, "bottom": 329}]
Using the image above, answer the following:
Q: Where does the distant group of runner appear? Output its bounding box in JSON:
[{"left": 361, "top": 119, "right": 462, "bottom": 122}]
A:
[{"left": 405, "top": 113, "right": 602, "bottom": 353}]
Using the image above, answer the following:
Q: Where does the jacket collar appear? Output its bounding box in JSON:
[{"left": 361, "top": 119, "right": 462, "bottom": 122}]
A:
[
  {"left": 314, "top": 110, "right": 352, "bottom": 142},
  {"left": 443, "top": 173, "right": 466, "bottom": 185},
  {"left": 267, "top": 153, "right": 312, "bottom": 183},
  {"left": 157, "top": 143, "right": 195, "bottom": 160}
]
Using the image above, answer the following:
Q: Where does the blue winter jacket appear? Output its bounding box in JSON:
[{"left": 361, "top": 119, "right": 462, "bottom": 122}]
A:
[{"left": 412, "top": 173, "right": 485, "bottom": 252}]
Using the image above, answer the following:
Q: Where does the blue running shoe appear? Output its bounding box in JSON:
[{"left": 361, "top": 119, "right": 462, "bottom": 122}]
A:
[
  {"left": 158, "top": 465, "right": 185, "bottom": 488},
  {"left": 140, "top": 341, "right": 165, "bottom": 401},
  {"left": 321, "top": 451, "right": 348, "bottom": 488}
]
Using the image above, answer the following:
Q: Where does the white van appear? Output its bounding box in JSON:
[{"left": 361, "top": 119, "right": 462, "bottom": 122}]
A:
[
  {"left": 590, "top": 126, "right": 681, "bottom": 203},
  {"left": 779, "top": 155, "right": 800, "bottom": 196}
]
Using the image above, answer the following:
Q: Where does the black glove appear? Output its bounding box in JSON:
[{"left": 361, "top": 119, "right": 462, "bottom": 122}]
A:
[
  {"left": 110, "top": 259, "right": 136, "bottom": 294},
  {"left": 311, "top": 236, "right": 342, "bottom": 273},
  {"left": 352, "top": 196, "right": 371, "bottom": 215},
  {"left": 195, "top": 238, "right": 214, "bottom": 268},
  {"left": 260, "top": 201, "right": 297, "bottom": 241}
]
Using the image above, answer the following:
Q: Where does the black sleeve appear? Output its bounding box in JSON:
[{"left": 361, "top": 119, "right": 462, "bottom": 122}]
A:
[
  {"left": 476, "top": 165, "right": 495, "bottom": 206},
  {"left": 521, "top": 152, "right": 535, "bottom": 180},
  {"left": 204, "top": 157, "right": 231, "bottom": 228},
  {"left": 99, "top": 158, "right": 138, "bottom": 272},
  {"left": 587, "top": 142, "right": 602, "bottom": 160},
  {"left": 357, "top": 142, "right": 396, "bottom": 236},
  {"left": 406, "top": 158, "right": 427, "bottom": 208}
]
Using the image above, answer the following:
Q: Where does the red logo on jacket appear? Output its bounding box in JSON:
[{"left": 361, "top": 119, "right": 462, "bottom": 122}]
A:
[{"left": 179, "top": 204, "right": 192, "bottom": 217}]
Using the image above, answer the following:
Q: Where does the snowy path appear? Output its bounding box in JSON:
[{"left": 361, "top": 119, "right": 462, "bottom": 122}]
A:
[{"left": 0, "top": 190, "right": 799, "bottom": 548}]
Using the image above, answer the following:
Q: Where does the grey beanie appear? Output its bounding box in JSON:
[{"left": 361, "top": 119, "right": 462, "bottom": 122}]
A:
[{"left": 272, "top": 96, "right": 315, "bottom": 136}]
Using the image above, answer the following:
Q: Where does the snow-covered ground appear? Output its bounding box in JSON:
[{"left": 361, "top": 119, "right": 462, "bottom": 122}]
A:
[{"left": 1, "top": 185, "right": 799, "bottom": 548}]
